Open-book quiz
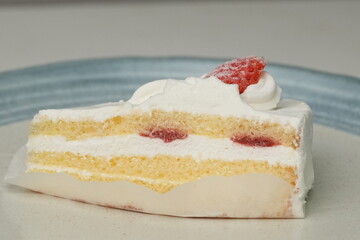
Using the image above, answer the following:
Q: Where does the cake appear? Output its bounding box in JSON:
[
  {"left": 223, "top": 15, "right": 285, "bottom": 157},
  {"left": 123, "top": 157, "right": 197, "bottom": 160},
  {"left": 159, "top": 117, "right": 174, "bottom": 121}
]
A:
[{"left": 7, "top": 57, "right": 314, "bottom": 218}]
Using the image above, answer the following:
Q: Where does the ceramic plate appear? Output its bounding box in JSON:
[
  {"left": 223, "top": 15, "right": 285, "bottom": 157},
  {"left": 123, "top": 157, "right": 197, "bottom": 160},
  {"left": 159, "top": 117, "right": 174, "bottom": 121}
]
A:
[{"left": 1, "top": 57, "right": 360, "bottom": 239}]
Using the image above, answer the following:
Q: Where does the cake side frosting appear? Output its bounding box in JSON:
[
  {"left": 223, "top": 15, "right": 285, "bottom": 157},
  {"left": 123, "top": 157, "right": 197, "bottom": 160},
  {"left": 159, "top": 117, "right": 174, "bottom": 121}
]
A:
[{"left": 291, "top": 109, "right": 314, "bottom": 217}]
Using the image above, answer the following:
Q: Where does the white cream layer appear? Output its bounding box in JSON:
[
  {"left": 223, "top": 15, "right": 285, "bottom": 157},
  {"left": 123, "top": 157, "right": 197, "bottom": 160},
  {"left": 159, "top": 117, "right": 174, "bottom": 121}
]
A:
[{"left": 27, "top": 135, "right": 300, "bottom": 166}]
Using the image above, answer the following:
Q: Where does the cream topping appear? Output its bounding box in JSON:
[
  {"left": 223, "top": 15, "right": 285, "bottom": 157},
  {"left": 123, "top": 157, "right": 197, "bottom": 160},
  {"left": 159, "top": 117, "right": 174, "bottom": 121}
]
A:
[
  {"left": 128, "top": 80, "right": 168, "bottom": 105},
  {"left": 241, "top": 72, "right": 282, "bottom": 110},
  {"left": 129, "top": 72, "right": 281, "bottom": 111},
  {"left": 131, "top": 76, "right": 254, "bottom": 114},
  {"left": 33, "top": 73, "right": 309, "bottom": 131}
]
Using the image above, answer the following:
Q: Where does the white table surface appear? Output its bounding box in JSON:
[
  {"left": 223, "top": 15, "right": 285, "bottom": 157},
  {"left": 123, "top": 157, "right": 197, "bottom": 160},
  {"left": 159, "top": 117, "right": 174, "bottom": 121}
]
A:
[{"left": 0, "top": 0, "right": 360, "bottom": 78}]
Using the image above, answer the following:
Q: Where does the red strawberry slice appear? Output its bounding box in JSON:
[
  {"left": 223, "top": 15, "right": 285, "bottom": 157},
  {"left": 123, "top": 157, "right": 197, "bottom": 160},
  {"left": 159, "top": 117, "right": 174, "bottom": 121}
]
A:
[
  {"left": 140, "top": 127, "right": 188, "bottom": 143},
  {"left": 205, "top": 56, "right": 266, "bottom": 93}
]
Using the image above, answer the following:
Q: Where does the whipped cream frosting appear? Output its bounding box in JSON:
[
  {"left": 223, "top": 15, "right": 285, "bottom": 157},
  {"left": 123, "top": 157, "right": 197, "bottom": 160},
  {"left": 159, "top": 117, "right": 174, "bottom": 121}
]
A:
[
  {"left": 129, "top": 71, "right": 281, "bottom": 111},
  {"left": 241, "top": 72, "right": 282, "bottom": 110},
  {"left": 126, "top": 76, "right": 305, "bottom": 128},
  {"left": 33, "top": 72, "right": 309, "bottom": 130}
]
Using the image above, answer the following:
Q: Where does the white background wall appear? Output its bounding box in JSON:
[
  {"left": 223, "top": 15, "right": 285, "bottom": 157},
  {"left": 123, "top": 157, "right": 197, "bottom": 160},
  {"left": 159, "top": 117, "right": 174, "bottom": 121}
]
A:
[{"left": 1, "top": 0, "right": 359, "bottom": 78}]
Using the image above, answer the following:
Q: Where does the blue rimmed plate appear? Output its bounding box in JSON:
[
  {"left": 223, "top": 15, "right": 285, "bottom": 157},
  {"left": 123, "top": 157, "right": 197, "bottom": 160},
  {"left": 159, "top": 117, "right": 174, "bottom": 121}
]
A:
[{"left": 1, "top": 57, "right": 360, "bottom": 239}]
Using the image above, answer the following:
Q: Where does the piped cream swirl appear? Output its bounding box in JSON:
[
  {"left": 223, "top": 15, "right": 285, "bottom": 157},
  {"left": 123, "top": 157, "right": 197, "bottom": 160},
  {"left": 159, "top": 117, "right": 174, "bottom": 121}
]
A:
[{"left": 241, "top": 72, "right": 282, "bottom": 110}]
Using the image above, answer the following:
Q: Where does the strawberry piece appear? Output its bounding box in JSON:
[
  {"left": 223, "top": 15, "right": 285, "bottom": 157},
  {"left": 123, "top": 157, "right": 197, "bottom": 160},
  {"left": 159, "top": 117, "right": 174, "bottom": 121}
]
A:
[
  {"left": 231, "top": 135, "right": 279, "bottom": 147},
  {"left": 140, "top": 127, "right": 188, "bottom": 143},
  {"left": 205, "top": 56, "right": 266, "bottom": 93}
]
